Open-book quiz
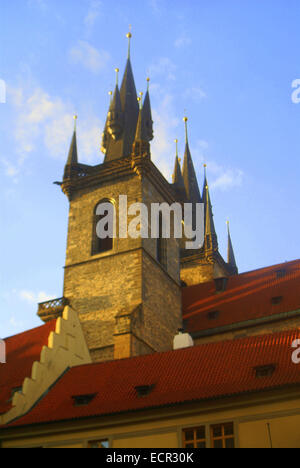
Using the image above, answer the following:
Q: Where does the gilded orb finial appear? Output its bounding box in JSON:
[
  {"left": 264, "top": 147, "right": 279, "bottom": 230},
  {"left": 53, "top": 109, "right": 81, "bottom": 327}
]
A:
[
  {"left": 115, "top": 68, "right": 119, "bottom": 86},
  {"left": 126, "top": 26, "right": 132, "bottom": 58},
  {"left": 174, "top": 138, "right": 178, "bottom": 158},
  {"left": 73, "top": 114, "right": 78, "bottom": 131},
  {"left": 146, "top": 77, "right": 150, "bottom": 91},
  {"left": 108, "top": 90, "right": 113, "bottom": 104},
  {"left": 183, "top": 115, "right": 188, "bottom": 143},
  {"left": 137, "top": 96, "right": 142, "bottom": 109}
]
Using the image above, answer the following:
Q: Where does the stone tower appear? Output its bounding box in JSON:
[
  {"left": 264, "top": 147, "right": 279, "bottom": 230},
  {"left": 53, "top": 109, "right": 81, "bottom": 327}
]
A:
[
  {"left": 37, "top": 33, "right": 238, "bottom": 363},
  {"left": 59, "top": 39, "right": 182, "bottom": 363}
]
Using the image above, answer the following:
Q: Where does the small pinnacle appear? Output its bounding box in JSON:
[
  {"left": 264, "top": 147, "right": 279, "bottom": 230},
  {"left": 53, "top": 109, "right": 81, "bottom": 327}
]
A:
[
  {"left": 126, "top": 26, "right": 132, "bottom": 58},
  {"left": 183, "top": 116, "right": 188, "bottom": 143},
  {"left": 115, "top": 68, "right": 119, "bottom": 86}
]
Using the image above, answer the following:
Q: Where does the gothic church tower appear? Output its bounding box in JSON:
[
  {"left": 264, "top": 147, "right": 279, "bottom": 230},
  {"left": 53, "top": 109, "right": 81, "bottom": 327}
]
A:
[{"left": 38, "top": 33, "right": 238, "bottom": 363}]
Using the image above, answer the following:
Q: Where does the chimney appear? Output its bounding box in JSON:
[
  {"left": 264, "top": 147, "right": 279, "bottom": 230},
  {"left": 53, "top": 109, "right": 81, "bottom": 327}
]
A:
[{"left": 173, "top": 328, "right": 194, "bottom": 350}]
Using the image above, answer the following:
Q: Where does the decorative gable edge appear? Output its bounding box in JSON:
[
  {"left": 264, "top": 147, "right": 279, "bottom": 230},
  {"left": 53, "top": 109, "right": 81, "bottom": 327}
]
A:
[{"left": 0, "top": 306, "right": 91, "bottom": 426}]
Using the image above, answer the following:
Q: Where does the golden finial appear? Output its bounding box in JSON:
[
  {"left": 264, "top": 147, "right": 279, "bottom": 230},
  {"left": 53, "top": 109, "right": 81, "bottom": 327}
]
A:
[
  {"left": 139, "top": 91, "right": 144, "bottom": 99},
  {"left": 147, "top": 77, "right": 150, "bottom": 91},
  {"left": 108, "top": 90, "right": 113, "bottom": 104},
  {"left": 115, "top": 68, "right": 119, "bottom": 86},
  {"left": 174, "top": 138, "right": 178, "bottom": 158},
  {"left": 126, "top": 25, "right": 132, "bottom": 59},
  {"left": 137, "top": 96, "right": 142, "bottom": 110},
  {"left": 183, "top": 116, "right": 188, "bottom": 143},
  {"left": 73, "top": 114, "right": 78, "bottom": 131}
]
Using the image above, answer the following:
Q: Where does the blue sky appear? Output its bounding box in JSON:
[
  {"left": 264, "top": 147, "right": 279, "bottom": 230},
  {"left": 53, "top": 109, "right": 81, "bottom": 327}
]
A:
[{"left": 1, "top": 0, "right": 300, "bottom": 338}]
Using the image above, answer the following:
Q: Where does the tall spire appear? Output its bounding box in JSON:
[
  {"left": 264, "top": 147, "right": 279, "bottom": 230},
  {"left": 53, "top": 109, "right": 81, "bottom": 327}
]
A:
[
  {"left": 182, "top": 117, "right": 201, "bottom": 203},
  {"left": 172, "top": 139, "right": 185, "bottom": 193},
  {"left": 64, "top": 115, "right": 79, "bottom": 179},
  {"left": 67, "top": 115, "right": 78, "bottom": 165},
  {"left": 126, "top": 27, "right": 132, "bottom": 59},
  {"left": 106, "top": 71, "right": 123, "bottom": 141},
  {"left": 103, "top": 30, "right": 139, "bottom": 162},
  {"left": 204, "top": 181, "right": 218, "bottom": 256},
  {"left": 141, "top": 78, "right": 153, "bottom": 142},
  {"left": 227, "top": 221, "right": 238, "bottom": 273},
  {"left": 132, "top": 94, "right": 150, "bottom": 157}
]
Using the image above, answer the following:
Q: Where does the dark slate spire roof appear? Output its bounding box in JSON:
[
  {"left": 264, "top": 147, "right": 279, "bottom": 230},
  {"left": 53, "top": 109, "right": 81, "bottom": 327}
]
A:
[
  {"left": 106, "top": 84, "right": 123, "bottom": 140},
  {"left": 132, "top": 97, "right": 150, "bottom": 157},
  {"left": 141, "top": 81, "right": 153, "bottom": 142},
  {"left": 66, "top": 128, "right": 78, "bottom": 166},
  {"left": 103, "top": 57, "right": 139, "bottom": 162},
  {"left": 172, "top": 139, "right": 185, "bottom": 197},
  {"left": 172, "top": 155, "right": 184, "bottom": 186},
  {"left": 182, "top": 118, "right": 201, "bottom": 203},
  {"left": 134, "top": 101, "right": 146, "bottom": 141},
  {"left": 227, "top": 221, "right": 238, "bottom": 272},
  {"left": 204, "top": 181, "right": 218, "bottom": 255},
  {"left": 64, "top": 118, "right": 79, "bottom": 180}
]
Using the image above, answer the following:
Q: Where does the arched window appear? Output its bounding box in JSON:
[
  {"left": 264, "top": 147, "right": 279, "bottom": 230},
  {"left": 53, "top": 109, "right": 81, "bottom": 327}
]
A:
[
  {"left": 91, "top": 200, "right": 115, "bottom": 255},
  {"left": 157, "top": 212, "right": 167, "bottom": 269}
]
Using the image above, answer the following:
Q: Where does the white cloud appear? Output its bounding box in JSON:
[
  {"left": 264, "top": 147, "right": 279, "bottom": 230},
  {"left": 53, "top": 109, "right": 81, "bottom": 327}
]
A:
[
  {"left": 84, "top": 0, "right": 102, "bottom": 32},
  {"left": 69, "top": 40, "right": 110, "bottom": 74},
  {"left": 174, "top": 35, "right": 192, "bottom": 49},
  {"left": 190, "top": 140, "right": 244, "bottom": 192},
  {"left": 20, "top": 290, "right": 55, "bottom": 304},
  {"left": 211, "top": 169, "right": 244, "bottom": 191},
  {"left": 149, "top": 58, "right": 177, "bottom": 82},
  {"left": 183, "top": 87, "right": 207, "bottom": 101},
  {"left": 151, "top": 94, "right": 180, "bottom": 179},
  {"left": 9, "top": 315, "right": 25, "bottom": 329},
  {"left": 7, "top": 85, "right": 102, "bottom": 169}
]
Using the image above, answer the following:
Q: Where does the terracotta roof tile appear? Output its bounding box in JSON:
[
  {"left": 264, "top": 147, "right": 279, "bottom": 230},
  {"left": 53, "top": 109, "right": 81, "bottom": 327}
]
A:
[
  {"left": 182, "top": 259, "right": 300, "bottom": 335},
  {"left": 0, "top": 321, "right": 56, "bottom": 415},
  {"left": 4, "top": 329, "right": 300, "bottom": 428}
]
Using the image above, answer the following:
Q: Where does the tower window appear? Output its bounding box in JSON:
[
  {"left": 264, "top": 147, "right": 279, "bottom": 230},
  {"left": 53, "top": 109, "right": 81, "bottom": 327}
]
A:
[
  {"left": 92, "top": 200, "right": 114, "bottom": 255},
  {"left": 157, "top": 212, "right": 167, "bottom": 269}
]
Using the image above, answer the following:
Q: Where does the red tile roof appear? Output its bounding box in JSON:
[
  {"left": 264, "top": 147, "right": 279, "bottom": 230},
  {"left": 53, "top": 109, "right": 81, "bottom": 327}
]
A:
[
  {"left": 182, "top": 259, "right": 300, "bottom": 335},
  {"left": 4, "top": 329, "right": 300, "bottom": 428},
  {"left": 0, "top": 321, "right": 56, "bottom": 415}
]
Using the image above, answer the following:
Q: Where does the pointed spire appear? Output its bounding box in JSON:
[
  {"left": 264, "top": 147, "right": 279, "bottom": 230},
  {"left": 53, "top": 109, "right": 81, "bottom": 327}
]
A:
[
  {"left": 204, "top": 181, "right": 218, "bottom": 255},
  {"left": 126, "top": 26, "right": 132, "bottom": 59},
  {"left": 103, "top": 31, "right": 139, "bottom": 162},
  {"left": 67, "top": 115, "right": 78, "bottom": 166},
  {"left": 134, "top": 94, "right": 145, "bottom": 139},
  {"left": 132, "top": 95, "right": 150, "bottom": 157},
  {"left": 107, "top": 81, "right": 123, "bottom": 140},
  {"left": 182, "top": 116, "right": 201, "bottom": 203},
  {"left": 64, "top": 115, "right": 79, "bottom": 180},
  {"left": 203, "top": 163, "right": 208, "bottom": 198},
  {"left": 142, "top": 78, "right": 153, "bottom": 141},
  {"left": 172, "top": 139, "right": 185, "bottom": 190},
  {"left": 227, "top": 221, "right": 238, "bottom": 272}
]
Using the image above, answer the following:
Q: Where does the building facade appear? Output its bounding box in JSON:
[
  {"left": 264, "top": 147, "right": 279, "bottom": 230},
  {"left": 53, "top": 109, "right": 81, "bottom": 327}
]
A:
[{"left": 1, "top": 35, "right": 300, "bottom": 448}]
